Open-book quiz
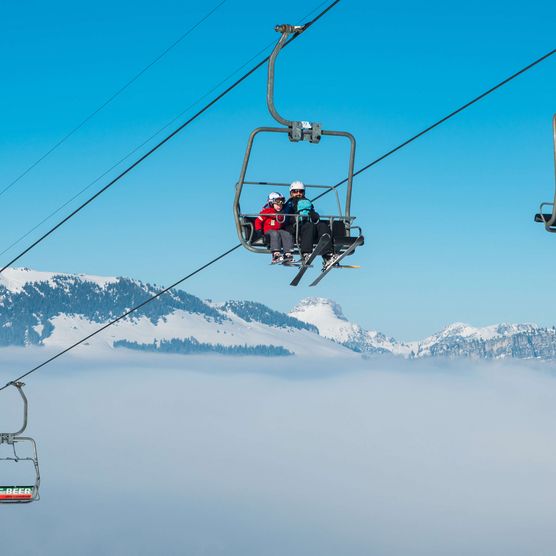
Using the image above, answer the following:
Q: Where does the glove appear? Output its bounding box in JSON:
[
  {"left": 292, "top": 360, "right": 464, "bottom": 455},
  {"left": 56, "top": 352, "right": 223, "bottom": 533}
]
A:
[
  {"left": 297, "top": 199, "right": 313, "bottom": 217},
  {"left": 309, "top": 210, "right": 320, "bottom": 223}
]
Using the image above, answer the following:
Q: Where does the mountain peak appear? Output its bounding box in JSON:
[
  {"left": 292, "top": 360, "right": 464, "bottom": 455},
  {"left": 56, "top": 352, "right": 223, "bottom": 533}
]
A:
[
  {"left": 433, "top": 321, "right": 540, "bottom": 342},
  {"left": 292, "top": 297, "right": 347, "bottom": 321}
]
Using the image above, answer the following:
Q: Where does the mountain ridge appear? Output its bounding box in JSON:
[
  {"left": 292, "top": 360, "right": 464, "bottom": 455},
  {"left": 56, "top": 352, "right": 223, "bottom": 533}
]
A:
[{"left": 1, "top": 268, "right": 555, "bottom": 360}]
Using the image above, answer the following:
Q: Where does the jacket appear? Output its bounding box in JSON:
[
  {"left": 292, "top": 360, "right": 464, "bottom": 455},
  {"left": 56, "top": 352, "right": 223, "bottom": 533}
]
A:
[
  {"left": 283, "top": 197, "right": 319, "bottom": 227},
  {"left": 255, "top": 206, "right": 287, "bottom": 234}
]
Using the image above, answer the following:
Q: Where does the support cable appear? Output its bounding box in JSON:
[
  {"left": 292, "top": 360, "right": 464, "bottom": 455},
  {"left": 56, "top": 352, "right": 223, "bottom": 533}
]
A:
[
  {"left": 312, "top": 47, "right": 556, "bottom": 203},
  {"left": 0, "top": 244, "right": 242, "bottom": 391},
  {"left": 0, "top": 0, "right": 229, "bottom": 201},
  {"left": 0, "top": 13, "right": 550, "bottom": 390},
  {"left": 0, "top": 0, "right": 332, "bottom": 260},
  {"left": 0, "top": 0, "right": 341, "bottom": 275}
]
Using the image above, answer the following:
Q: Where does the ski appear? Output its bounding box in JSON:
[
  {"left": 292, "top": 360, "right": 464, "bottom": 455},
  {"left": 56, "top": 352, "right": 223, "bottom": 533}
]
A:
[
  {"left": 282, "top": 260, "right": 306, "bottom": 267},
  {"left": 270, "top": 260, "right": 306, "bottom": 267},
  {"left": 309, "top": 235, "right": 364, "bottom": 287},
  {"left": 290, "top": 234, "right": 331, "bottom": 287}
]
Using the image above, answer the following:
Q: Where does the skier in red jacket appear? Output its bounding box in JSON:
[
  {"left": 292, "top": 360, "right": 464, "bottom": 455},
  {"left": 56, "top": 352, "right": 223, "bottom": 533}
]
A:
[{"left": 255, "top": 192, "right": 294, "bottom": 263}]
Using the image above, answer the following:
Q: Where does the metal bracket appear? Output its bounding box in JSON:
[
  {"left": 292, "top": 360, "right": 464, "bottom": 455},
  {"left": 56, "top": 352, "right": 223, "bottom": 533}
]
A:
[
  {"left": 289, "top": 121, "right": 321, "bottom": 143},
  {"left": 0, "top": 434, "right": 15, "bottom": 445}
]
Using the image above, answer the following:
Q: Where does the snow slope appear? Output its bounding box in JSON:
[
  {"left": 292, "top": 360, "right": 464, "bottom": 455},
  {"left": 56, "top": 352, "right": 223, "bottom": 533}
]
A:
[
  {"left": 0, "top": 267, "right": 553, "bottom": 360},
  {"left": 0, "top": 267, "right": 118, "bottom": 293},
  {"left": 289, "top": 297, "right": 412, "bottom": 356}
]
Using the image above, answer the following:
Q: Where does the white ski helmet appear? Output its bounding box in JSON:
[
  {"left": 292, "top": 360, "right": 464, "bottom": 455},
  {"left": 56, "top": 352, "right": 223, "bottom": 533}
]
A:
[
  {"left": 290, "top": 180, "right": 305, "bottom": 192},
  {"left": 268, "top": 191, "right": 284, "bottom": 203}
]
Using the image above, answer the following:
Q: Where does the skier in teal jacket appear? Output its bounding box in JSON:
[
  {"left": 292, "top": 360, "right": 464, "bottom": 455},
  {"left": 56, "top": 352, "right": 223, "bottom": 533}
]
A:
[{"left": 283, "top": 181, "right": 333, "bottom": 264}]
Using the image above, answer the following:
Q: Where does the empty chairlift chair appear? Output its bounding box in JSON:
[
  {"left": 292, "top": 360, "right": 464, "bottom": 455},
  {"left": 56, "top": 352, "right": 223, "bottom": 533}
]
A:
[
  {"left": 233, "top": 24, "right": 364, "bottom": 258},
  {"left": 0, "top": 382, "right": 40, "bottom": 503},
  {"left": 534, "top": 114, "right": 556, "bottom": 232}
]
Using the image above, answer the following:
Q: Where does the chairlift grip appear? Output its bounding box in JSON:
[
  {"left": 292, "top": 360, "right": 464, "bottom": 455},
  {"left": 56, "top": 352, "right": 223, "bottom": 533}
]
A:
[{"left": 274, "top": 24, "right": 304, "bottom": 34}]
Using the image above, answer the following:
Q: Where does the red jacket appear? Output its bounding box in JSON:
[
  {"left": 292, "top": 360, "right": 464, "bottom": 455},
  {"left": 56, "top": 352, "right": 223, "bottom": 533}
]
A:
[{"left": 255, "top": 207, "right": 287, "bottom": 234}]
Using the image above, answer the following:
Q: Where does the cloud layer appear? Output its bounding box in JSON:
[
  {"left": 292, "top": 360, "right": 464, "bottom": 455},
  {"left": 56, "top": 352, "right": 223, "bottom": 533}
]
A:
[{"left": 1, "top": 353, "right": 556, "bottom": 555}]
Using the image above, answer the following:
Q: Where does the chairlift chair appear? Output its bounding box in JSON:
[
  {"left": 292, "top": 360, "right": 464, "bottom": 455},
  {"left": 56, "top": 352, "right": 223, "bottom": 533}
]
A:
[
  {"left": 233, "top": 24, "right": 364, "bottom": 257},
  {"left": 534, "top": 114, "right": 556, "bottom": 231},
  {"left": 0, "top": 382, "right": 41, "bottom": 503}
]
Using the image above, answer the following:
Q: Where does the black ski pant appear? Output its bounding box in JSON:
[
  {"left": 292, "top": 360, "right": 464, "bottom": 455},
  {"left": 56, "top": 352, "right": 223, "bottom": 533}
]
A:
[{"left": 297, "top": 220, "right": 333, "bottom": 255}]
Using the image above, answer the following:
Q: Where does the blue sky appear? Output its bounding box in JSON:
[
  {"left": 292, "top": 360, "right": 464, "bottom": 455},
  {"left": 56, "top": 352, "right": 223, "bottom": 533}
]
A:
[{"left": 1, "top": 0, "right": 555, "bottom": 339}]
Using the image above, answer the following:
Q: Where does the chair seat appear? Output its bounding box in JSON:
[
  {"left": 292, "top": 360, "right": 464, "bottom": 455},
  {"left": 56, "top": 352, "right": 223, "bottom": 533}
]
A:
[
  {"left": 535, "top": 213, "right": 554, "bottom": 223},
  {"left": 335, "top": 236, "right": 364, "bottom": 247}
]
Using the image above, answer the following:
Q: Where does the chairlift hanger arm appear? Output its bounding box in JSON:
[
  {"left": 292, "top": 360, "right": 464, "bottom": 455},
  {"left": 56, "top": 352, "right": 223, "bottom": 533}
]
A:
[
  {"left": 267, "top": 25, "right": 304, "bottom": 127},
  {"left": 267, "top": 24, "right": 321, "bottom": 143},
  {"left": 535, "top": 114, "right": 556, "bottom": 231},
  {"left": 549, "top": 113, "right": 556, "bottom": 224},
  {"left": 0, "top": 382, "right": 29, "bottom": 439}
]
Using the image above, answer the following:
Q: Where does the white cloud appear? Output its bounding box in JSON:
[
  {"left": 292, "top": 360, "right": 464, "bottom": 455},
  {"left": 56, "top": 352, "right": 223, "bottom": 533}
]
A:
[{"left": 1, "top": 353, "right": 556, "bottom": 555}]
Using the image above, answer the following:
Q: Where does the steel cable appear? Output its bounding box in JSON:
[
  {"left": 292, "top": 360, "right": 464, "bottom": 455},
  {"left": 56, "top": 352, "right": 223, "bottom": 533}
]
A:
[
  {"left": 0, "top": 0, "right": 341, "bottom": 275},
  {"left": 0, "top": 0, "right": 332, "bottom": 261},
  {"left": 0, "top": 244, "right": 242, "bottom": 391},
  {"left": 1, "top": 8, "right": 552, "bottom": 389},
  {"left": 0, "top": 2, "right": 341, "bottom": 388},
  {"left": 0, "top": 0, "right": 229, "bottom": 201},
  {"left": 311, "top": 47, "right": 556, "bottom": 203}
]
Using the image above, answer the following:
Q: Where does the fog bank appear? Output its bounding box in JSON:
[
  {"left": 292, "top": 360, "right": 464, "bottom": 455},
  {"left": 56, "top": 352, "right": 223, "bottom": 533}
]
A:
[{"left": 1, "top": 354, "right": 556, "bottom": 555}]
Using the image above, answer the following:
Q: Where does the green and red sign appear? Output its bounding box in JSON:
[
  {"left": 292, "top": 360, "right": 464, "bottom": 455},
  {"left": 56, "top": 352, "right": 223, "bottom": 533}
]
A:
[{"left": 0, "top": 486, "right": 34, "bottom": 500}]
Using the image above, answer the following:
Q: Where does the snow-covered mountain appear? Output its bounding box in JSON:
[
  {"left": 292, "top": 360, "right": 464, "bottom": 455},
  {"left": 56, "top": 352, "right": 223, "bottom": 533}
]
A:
[
  {"left": 289, "top": 297, "right": 556, "bottom": 360},
  {"left": 0, "top": 268, "right": 352, "bottom": 357},
  {"left": 413, "top": 322, "right": 556, "bottom": 359},
  {"left": 1, "top": 268, "right": 555, "bottom": 360},
  {"left": 289, "top": 298, "right": 411, "bottom": 356}
]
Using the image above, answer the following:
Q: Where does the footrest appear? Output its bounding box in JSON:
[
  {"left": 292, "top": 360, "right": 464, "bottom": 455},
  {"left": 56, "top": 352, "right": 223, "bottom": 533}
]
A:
[{"left": 0, "top": 486, "right": 36, "bottom": 501}]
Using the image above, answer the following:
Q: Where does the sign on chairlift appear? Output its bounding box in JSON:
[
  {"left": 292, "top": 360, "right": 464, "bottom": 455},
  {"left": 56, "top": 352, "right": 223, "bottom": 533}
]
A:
[
  {"left": 0, "top": 382, "right": 41, "bottom": 503},
  {"left": 0, "top": 486, "right": 36, "bottom": 501}
]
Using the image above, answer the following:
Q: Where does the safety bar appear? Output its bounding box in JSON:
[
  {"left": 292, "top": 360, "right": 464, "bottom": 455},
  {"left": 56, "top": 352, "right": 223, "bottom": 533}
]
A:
[
  {"left": 240, "top": 181, "right": 343, "bottom": 217},
  {"left": 243, "top": 181, "right": 334, "bottom": 188},
  {"left": 241, "top": 213, "right": 357, "bottom": 221}
]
